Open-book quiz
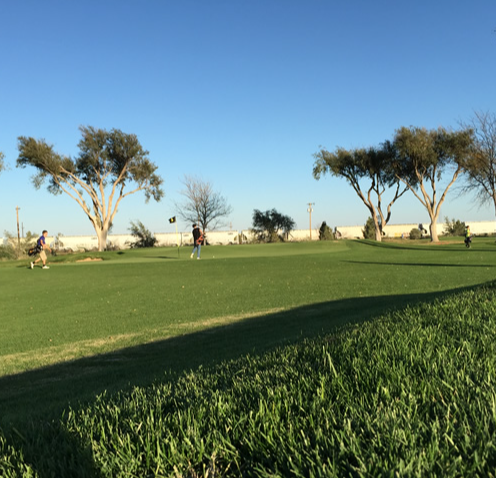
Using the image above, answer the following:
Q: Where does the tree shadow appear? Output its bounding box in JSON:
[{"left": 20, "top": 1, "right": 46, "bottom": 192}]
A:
[
  {"left": 0, "top": 282, "right": 486, "bottom": 477},
  {"left": 144, "top": 255, "right": 180, "bottom": 260},
  {"left": 343, "top": 260, "right": 496, "bottom": 268},
  {"left": 359, "top": 239, "right": 496, "bottom": 252}
]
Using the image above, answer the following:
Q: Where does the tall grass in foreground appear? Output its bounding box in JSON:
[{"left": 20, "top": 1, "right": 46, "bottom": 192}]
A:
[{"left": 2, "top": 282, "right": 496, "bottom": 477}]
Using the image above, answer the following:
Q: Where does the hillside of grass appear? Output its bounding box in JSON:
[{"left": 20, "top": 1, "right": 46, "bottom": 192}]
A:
[
  {"left": 2, "top": 239, "right": 496, "bottom": 476},
  {"left": 2, "top": 281, "right": 496, "bottom": 477},
  {"left": 2, "top": 239, "right": 496, "bottom": 425}
]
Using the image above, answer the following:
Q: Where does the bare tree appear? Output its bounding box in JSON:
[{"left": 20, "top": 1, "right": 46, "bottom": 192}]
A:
[
  {"left": 459, "top": 111, "right": 496, "bottom": 218},
  {"left": 0, "top": 152, "right": 4, "bottom": 172},
  {"left": 176, "top": 175, "right": 233, "bottom": 240}
]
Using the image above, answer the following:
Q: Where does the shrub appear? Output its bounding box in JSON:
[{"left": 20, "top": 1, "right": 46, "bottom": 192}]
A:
[
  {"left": 128, "top": 221, "right": 157, "bottom": 248},
  {"left": 0, "top": 244, "right": 15, "bottom": 260},
  {"left": 443, "top": 217, "right": 466, "bottom": 236},
  {"left": 409, "top": 228, "right": 422, "bottom": 240},
  {"left": 362, "top": 217, "right": 376, "bottom": 239},
  {"left": 318, "top": 221, "right": 334, "bottom": 241},
  {"left": 2, "top": 230, "right": 38, "bottom": 259}
]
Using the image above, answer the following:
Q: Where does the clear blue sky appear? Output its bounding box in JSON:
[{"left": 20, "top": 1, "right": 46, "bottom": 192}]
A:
[{"left": 1, "top": 1, "right": 495, "bottom": 237}]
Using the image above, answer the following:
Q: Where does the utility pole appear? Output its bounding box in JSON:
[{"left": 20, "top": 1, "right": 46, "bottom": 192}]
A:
[
  {"left": 16, "top": 206, "right": 21, "bottom": 249},
  {"left": 307, "top": 203, "right": 315, "bottom": 240}
]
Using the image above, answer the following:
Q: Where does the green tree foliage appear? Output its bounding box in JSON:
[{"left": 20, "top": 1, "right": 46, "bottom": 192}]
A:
[
  {"left": 362, "top": 217, "right": 376, "bottom": 239},
  {"left": 16, "top": 126, "right": 164, "bottom": 251},
  {"left": 313, "top": 143, "right": 408, "bottom": 242},
  {"left": 443, "top": 217, "right": 466, "bottom": 236},
  {"left": 251, "top": 209, "right": 295, "bottom": 243},
  {"left": 392, "top": 126, "right": 473, "bottom": 242},
  {"left": 459, "top": 111, "right": 496, "bottom": 218},
  {"left": 0, "top": 151, "right": 5, "bottom": 174},
  {"left": 318, "top": 221, "right": 334, "bottom": 240},
  {"left": 128, "top": 221, "right": 157, "bottom": 248}
]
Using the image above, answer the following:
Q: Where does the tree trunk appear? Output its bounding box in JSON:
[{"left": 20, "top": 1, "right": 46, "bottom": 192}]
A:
[
  {"left": 95, "top": 227, "right": 109, "bottom": 251},
  {"left": 493, "top": 200, "right": 496, "bottom": 242},
  {"left": 429, "top": 219, "right": 439, "bottom": 243},
  {"left": 372, "top": 214, "right": 382, "bottom": 242}
]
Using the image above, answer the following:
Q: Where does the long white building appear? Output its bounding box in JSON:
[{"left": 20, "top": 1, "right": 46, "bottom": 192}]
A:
[{"left": 4, "top": 220, "right": 494, "bottom": 251}]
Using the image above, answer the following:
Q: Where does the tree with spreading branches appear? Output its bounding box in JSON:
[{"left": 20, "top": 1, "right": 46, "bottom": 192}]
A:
[
  {"left": 392, "top": 126, "right": 473, "bottom": 242},
  {"left": 313, "top": 143, "right": 409, "bottom": 242},
  {"left": 251, "top": 209, "right": 295, "bottom": 242},
  {"left": 17, "top": 126, "right": 164, "bottom": 251}
]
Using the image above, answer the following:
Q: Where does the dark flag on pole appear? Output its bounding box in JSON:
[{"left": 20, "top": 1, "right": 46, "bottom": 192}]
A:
[{"left": 169, "top": 216, "right": 179, "bottom": 258}]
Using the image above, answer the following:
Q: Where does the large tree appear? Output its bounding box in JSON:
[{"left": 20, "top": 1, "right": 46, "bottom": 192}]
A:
[
  {"left": 176, "top": 175, "right": 232, "bottom": 241},
  {"left": 459, "top": 111, "right": 496, "bottom": 219},
  {"left": 17, "top": 126, "right": 164, "bottom": 251},
  {"left": 313, "top": 144, "right": 409, "bottom": 241},
  {"left": 392, "top": 126, "right": 473, "bottom": 242},
  {"left": 251, "top": 208, "right": 296, "bottom": 242}
]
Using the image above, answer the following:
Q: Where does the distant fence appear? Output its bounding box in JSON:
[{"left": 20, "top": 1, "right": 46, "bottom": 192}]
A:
[
  {"left": 334, "top": 221, "right": 496, "bottom": 240},
  {"left": 3, "top": 221, "right": 495, "bottom": 251}
]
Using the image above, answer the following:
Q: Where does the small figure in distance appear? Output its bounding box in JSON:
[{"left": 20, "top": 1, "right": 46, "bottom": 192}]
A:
[
  {"left": 190, "top": 223, "right": 203, "bottom": 260},
  {"left": 30, "top": 230, "right": 52, "bottom": 269},
  {"left": 464, "top": 225, "right": 472, "bottom": 249}
]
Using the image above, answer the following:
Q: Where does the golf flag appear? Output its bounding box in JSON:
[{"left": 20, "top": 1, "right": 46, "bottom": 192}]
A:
[{"left": 169, "top": 216, "right": 180, "bottom": 258}]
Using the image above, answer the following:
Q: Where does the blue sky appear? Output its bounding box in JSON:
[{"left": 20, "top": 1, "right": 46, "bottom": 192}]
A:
[{"left": 1, "top": 1, "right": 495, "bottom": 237}]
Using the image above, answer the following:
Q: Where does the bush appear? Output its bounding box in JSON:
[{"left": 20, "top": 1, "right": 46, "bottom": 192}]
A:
[
  {"left": 362, "top": 217, "right": 376, "bottom": 239},
  {"left": 443, "top": 217, "right": 466, "bottom": 236},
  {"left": 318, "top": 221, "right": 334, "bottom": 241},
  {"left": 0, "top": 245, "right": 15, "bottom": 260},
  {"left": 409, "top": 228, "right": 422, "bottom": 240},
  {"left": 2, "top": 230, "right": 38, "bottom": 259},
  {"left": 128, "top": 221, "right": 157, "bottom": 248}
]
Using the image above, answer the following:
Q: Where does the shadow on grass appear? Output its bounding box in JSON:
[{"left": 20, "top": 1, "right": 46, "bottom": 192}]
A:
[
  {"left": 144, "top": 255, "right": 180, "bottom": 260},
  {"left": 0, "top": 283, "right": 485, "bottom": 477},
  {"left": 359, "top": 239, "right": 496, "bottom": 253},
  {"left": 343, "top": 260, "right": 496, "bottom": 268}
]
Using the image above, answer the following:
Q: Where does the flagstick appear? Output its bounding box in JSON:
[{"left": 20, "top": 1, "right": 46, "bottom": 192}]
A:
[{"left": 175, "top": 222, "right": 179, "bottom": 258}]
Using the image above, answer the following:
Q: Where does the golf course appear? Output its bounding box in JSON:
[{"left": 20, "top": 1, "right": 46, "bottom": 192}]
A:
[{"left": 1, "top": 238, "right": 496, "bottom": 476}]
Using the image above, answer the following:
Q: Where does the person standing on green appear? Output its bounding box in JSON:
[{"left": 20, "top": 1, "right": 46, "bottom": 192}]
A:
[
  {"left": 30, "top": 230, "right": 51, "bottom": 269},
  {"left": 190, "top": 224, "right": 203, "bottom": 260},
  {"left": 464, "top": 225, "right": 472, "bottom": 248}
]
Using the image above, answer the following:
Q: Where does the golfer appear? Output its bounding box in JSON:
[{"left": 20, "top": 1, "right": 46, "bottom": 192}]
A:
[
  {"left": 30, "top": 230, "right": 51, "bottom": 269},
  {"left": 191, "top": 224, "right": 203, "bottom": 260}
]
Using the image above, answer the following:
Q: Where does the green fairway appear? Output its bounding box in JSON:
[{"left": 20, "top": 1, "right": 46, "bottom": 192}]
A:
[
  {"left": 2, "top": 238, "right": 496, "bottom": 476},
  {"left": 1, "top": 238, "right": 496, "bottom": 425}
]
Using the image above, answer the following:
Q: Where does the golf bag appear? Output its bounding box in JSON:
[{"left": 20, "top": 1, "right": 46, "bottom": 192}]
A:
[{"left": 28, "top": 243, "right": 42, "bottom": 256}]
